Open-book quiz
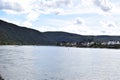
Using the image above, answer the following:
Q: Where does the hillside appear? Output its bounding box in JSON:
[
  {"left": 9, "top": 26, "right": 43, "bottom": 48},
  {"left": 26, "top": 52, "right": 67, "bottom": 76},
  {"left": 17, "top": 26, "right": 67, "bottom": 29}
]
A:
[
  {"left": 43, "top": 31, "right": 90, "bottom": 42},
  {"left": 0, "top": 20, "right": 55, "bottom": 45},
  {"left": 0, "top": 19, "right": 120, "bottom": 45},
  {"left": 44, "top": 31, "right": 120, "bottom": 43}
]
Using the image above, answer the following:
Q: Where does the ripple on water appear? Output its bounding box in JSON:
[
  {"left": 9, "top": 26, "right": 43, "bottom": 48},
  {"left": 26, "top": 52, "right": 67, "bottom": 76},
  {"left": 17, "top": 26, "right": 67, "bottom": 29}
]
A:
[{"left": 0, "top": 46, "right": 120, "bottom": 80}]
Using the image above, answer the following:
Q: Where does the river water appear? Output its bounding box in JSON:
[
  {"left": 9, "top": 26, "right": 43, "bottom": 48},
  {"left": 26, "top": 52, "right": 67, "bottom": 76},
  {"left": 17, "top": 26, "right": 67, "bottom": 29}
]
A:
[{"left": 0, "top": 46, "right": 120, "bottom": 80}]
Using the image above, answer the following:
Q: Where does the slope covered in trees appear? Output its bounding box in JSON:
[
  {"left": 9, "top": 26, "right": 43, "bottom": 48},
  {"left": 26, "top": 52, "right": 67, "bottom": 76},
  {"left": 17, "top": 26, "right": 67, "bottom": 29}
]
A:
[
  {"left": 1, "top": 19, "right": 120, "bottom": 46},
  {"left": 44, "top": 31, "right": 120, "bottom": 43},
  {"left": 0, "top": 20, "right": 55, "bottom": 45}
]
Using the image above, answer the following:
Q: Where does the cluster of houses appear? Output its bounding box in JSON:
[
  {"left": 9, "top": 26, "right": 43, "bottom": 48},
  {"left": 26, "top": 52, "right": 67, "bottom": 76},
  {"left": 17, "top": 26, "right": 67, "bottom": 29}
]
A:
[
  {"left": 101, "top": 41, "right": 120, "bottom": 45},
  {"left": 58, "top": 41, "right": 120, "bottom": 47}
]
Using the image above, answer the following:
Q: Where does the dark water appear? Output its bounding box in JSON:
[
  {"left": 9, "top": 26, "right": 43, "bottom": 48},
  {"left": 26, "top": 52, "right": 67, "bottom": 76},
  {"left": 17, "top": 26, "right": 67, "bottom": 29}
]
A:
[{"left": 0, "top": 46, "right": 120, "bottom": 80}]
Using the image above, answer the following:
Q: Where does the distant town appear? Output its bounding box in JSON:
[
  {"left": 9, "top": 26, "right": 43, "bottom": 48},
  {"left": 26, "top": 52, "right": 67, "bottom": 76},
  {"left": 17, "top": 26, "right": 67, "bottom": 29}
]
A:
[
  {"left": 1, "top": 19, "right": 120, "bottom": 49},
  {"left": 57, "top": 41, "right": 120, "bottom": 48}
]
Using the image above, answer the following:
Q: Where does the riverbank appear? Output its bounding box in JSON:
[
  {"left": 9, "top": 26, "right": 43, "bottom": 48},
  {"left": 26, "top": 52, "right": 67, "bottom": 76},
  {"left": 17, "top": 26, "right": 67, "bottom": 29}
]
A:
[{"left": 57, "top": 42, "right": 120, "bottom": 49}]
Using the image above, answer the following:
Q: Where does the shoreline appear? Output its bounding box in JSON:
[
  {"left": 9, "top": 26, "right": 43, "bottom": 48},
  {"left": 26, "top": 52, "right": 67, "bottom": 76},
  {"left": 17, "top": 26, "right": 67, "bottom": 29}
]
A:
[{"left": 0, "top": 45, "right": 120, "bottom": 49}]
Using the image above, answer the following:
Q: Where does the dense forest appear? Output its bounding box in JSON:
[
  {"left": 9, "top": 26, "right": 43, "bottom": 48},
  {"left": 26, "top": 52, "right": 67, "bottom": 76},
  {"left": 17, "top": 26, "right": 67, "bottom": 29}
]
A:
[{"left": 0, "top": 20, "right": 55, "bottom": 45}]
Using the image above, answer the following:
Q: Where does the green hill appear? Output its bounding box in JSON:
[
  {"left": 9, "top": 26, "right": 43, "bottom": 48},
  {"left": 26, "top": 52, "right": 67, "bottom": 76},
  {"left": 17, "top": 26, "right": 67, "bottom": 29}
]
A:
[
  {"left": 0, "top": 20, "right": 55, "bottom": 45},
  {"left": 0, "top": 19, "right": 120, "bottom": 45},
  {"left": 44, "top": 31, "right": 120, "bottom": 43}
]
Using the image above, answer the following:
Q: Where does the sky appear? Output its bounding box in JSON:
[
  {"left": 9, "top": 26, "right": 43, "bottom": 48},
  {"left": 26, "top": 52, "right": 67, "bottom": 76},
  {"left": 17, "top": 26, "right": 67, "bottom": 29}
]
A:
[{"left": 0, "top": 0, "right": 120, "bottom": 35}]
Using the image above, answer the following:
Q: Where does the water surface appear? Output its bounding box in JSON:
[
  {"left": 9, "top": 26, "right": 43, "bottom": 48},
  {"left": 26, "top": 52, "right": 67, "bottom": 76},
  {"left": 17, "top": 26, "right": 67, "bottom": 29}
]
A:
[{"left": 0, "top": 46, "right": 120, "bottom": 80}]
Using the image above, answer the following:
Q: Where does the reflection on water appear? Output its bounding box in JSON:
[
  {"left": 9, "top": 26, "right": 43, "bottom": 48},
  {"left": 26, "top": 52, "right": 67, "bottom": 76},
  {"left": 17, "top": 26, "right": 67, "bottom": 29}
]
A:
[{"left": 0, "top": 46, "right": 120, "bottom": 80}]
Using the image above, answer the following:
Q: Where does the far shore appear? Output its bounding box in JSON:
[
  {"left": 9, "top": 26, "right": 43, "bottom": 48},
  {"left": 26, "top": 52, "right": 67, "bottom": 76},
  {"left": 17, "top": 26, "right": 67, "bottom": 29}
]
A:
[{"left": 0, "top": 45, "right": 120, "bottom": 49}]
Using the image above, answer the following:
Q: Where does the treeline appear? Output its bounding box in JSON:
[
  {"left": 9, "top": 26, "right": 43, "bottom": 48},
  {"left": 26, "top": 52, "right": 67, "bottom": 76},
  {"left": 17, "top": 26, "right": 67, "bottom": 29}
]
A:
[{"left": 0, "top": 41, "right": 23, "bottom": 45}]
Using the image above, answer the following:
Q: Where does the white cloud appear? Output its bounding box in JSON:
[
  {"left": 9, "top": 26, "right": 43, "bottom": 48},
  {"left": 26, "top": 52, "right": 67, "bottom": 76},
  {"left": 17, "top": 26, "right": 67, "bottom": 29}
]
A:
[
  {"left": 1, "top": 0, "right": 119, "bottom": 16},
  {"left": 22, "top": 21, "right": 32, "bottom": 27},
  {"left": 35, "top": 18, "right": 97, "bottom": 35},
  {"left": 0, "top": 0, "right": 23, "bottom": 12},
  {"left": 26, "top": 11, "right": 40, "bottom": 21},
  {"left": 99, "top": 21, "right": 120, "bottom": 35},
  {"left": 0, "top": 0, "right": 120, "bottom": 35},
  {"left": 74, "top": 17, "right": 85, "bottom": 25},
  {"left": 94, "top": 0, "right": 112, "bottom": 12},
  {"left": 1, "top": 0, "right": 118, "bottom": 17},
  {"left": 100, "top": 21, "right": 117, "bottom": 28}
]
